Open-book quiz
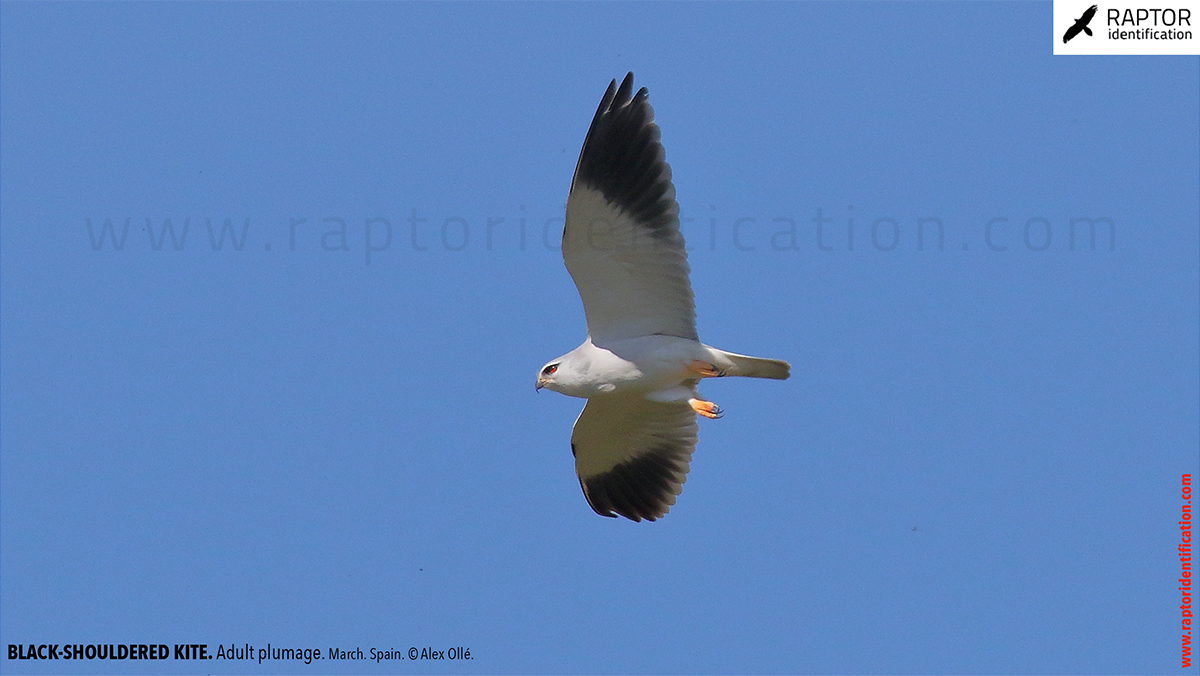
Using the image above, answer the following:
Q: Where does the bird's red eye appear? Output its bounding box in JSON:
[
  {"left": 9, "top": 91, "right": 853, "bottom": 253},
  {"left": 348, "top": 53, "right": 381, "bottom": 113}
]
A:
[{"left": 543, "top": 364, "right": 558, "bottom": 376}]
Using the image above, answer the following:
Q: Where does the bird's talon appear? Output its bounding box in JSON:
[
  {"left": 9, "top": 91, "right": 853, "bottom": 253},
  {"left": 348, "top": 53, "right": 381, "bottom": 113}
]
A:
[
  {"left": 689, "top": 398, "right": 723, "bottom": 419},
  {"left": 688, "top": 360, "right": 726, "bottom": 378}
]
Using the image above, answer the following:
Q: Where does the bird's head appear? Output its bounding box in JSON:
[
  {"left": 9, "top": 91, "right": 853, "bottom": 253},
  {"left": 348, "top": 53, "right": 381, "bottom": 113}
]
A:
[
  {"left": 535, "top": 360, "right": 561, "bottom": 392},
  {"left": 536, "top": 346, "right": 598, "bottom": 397},
  {"left": 537, "top": 347, "right": 592, "bottom": 394}
]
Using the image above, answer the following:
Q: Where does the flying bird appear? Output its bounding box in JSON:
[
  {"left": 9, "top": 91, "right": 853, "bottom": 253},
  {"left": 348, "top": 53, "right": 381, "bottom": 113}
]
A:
[
  {"left": 1063, "top": 5, "right": 1098, "bottom": 43},
  {"left": 537, "top": 73, "right": 791, "bottom": 522}
]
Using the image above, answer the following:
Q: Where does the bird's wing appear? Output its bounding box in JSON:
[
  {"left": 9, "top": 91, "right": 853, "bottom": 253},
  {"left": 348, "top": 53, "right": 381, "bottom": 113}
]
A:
[
  {"left": 571, "top": 394, "right": 698, "bottom": 522},
  {"left": 563, "top": 73, "right": 697, "bottom": 344}
]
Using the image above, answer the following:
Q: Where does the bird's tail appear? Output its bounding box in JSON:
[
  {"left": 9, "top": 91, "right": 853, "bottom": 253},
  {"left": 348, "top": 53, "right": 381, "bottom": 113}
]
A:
[{"left": 709, "top": 348, "right": 791, "bottom": 380}]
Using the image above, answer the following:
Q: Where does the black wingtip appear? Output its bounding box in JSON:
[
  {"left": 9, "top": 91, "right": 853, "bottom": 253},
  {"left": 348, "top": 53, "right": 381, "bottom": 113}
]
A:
[
  {"left": 578, "top": 445, "right": 687, "bottom": 522},
  {"left": 595, "top": 79, "right": 618, "bottom": 118},
  {"left": 615, "top": 72, "right": 635, "bottom": 104},
  {"left": 570, "top": 73, "right": 678, "bottom": 239}
]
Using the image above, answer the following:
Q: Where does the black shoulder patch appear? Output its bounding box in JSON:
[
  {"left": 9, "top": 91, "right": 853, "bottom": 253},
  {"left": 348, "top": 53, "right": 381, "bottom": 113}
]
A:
[
  {"left": 571, "top": 72, "right": 677, "bottom": 240},
  {"left": 579, "top": 444, "right": 689, "bottom": 522}
]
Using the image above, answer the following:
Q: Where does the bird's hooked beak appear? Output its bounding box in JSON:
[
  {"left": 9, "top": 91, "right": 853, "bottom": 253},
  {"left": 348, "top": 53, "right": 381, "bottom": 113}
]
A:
[{"left": 535, "top": 377, "right": 548, "bottom": 392}]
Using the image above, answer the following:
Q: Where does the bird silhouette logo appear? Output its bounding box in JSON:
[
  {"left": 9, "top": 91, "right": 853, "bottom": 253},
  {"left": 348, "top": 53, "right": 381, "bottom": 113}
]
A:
[{"left": 1063, "top": 4, "right": 1098, "bottom": 43}]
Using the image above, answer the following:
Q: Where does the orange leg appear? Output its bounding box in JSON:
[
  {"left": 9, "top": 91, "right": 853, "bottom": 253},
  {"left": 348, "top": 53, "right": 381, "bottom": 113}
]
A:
[
  {"left": 689, "top": 397, "right": 723, "bottom": 419},
  {"left": 687, "top": 360, "right": 726, "bottom": 378}
]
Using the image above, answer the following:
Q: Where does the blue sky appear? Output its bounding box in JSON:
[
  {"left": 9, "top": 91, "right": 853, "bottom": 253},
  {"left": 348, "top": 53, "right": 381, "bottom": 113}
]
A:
[{"left": 1, "top": 2, "right": 1197, "bottom": 674}]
